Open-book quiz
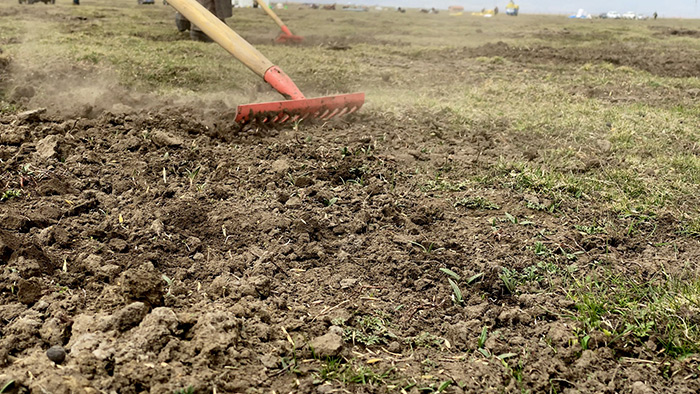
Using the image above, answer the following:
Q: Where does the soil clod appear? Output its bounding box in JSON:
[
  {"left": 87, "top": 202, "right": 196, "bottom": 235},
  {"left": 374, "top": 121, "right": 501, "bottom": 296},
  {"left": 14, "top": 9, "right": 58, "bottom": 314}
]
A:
[
  {"left": 16, "top": 278, "right": 42, "bottom": 305},
  {"left": 309, "top": 330, "right": 344, "bottom": 358}
]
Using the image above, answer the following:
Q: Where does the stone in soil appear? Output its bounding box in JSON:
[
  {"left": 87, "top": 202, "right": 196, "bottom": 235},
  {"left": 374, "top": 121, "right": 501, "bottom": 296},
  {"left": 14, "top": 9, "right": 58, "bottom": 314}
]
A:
[{"left": 46, "top": 345, "right": 66, "bottom": 364}]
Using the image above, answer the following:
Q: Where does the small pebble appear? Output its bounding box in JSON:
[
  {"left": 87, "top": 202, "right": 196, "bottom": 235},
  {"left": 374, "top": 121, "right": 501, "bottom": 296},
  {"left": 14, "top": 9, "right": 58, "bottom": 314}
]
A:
[{"left": 46, "top": 345, "right": 66, "bottom": 364}]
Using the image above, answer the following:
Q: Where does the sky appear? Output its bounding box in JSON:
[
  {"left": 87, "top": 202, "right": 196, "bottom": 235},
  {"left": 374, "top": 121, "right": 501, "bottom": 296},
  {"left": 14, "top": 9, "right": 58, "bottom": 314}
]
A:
[{"left": 310, "top": 1, "right": 700, "bottom": 19}]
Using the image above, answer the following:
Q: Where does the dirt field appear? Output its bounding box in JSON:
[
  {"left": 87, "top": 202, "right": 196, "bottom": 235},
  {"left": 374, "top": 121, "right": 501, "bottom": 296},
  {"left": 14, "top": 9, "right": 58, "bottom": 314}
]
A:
[{"left": 1, "top": 2, "right": 700, "bottom": 393}]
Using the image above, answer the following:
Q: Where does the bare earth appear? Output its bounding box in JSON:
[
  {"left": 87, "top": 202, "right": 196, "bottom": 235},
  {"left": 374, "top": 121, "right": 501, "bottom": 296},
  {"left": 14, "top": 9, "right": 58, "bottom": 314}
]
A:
[{"left": 1, "top": 3, "right": 700, "bottom": 394}]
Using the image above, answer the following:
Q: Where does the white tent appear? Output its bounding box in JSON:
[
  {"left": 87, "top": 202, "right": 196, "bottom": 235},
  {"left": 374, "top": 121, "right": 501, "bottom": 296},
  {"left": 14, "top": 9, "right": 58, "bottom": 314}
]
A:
[{"left": 569, "top": 8, "right": 592, "bottom": 19}]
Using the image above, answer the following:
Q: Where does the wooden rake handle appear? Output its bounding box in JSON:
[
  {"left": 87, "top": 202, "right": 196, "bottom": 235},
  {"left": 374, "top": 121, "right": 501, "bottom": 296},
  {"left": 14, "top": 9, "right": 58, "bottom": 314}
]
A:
[
  {"left": 166, "top": 0, "right": 274, "bottom": 77},
  {"left": 255, "top": 0, "right": 291, "bottom": 33}
]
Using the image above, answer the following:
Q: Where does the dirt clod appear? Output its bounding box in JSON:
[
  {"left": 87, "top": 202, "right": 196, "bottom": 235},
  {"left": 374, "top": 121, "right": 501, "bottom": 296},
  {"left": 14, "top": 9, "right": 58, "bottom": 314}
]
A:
[
  {"left": 309, "top": 331, "right": 344, "bottom": 358},
  {"left": 34, "top": 135, "right": 60, "bottom": 160},
  {"left": 16, "top": 278, "right": 42, "bottom": 305},
  {"left": 17, "top": 108, "right": 45, "bottom": 122},
  {"left": 114, "top": 302, "right": 148, "bottom": 331},
  {"left": 631, "top": 381, "right": 654, "bottom": 394},
  {"left": 10, "top": 85, "right": 35, "bottom": 101},
  {"left": 339, "top": 278, "right": 357, "bottom": 289},
  {"left": 119, "top": 268, "right": 164, "bottom": 307},
  {"left": 151, "top": 130, "right": 183, "bottom": 147}
]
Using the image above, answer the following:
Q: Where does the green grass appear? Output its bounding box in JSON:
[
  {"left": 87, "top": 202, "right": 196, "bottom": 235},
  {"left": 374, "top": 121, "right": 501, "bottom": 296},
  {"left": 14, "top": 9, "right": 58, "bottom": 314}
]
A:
[
  {"left": 314, "top": 357, "right": 395, "bottom": 386},
  {"left": 173, "top": 386, "right": 194, "bottom": 394},
  {"left": 502, "top": 257, "right": 700, "bottom": 358},
  {"left": 0, "top": 381, "right": 15, "bottom": 394},
  {"left": 568, "top": 271, "right": 700, "bottom": 358},
  {"left": 679, "top": 217, "right": 700, "bottom": 238},
  {"left": 0, "top": 189, "right": 22, "bottom": 201},
  {"left": 454, "top": 196, "right": 500, "bottom": 210},
  {"left": 335, "top": 314, "right": 397, "bottom": 347}
]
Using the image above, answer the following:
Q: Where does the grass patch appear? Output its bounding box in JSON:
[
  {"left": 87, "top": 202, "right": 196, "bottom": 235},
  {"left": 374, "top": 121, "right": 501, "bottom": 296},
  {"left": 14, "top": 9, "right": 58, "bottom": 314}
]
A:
[
  {"left": 314, "top": 357, "right": 395, "bottom": 386},
  {"left": 569, "top": 271, "right": 700, "bottom": 358},
  {"left": 334, "top": 314, "right": 397, "bottom": 347},
  {"left": 679, "top": 217, "right": 700, "bottom": 238},
  {"left": 423, "top": 176, "right": 470, "bottom": 192},
  {"left": 454, "top": 196, "right": 500, "bottom": 210},
  {"left": 507, "top": 260, "right": 700, "bottom": 359},
  {"left": 407, "top": 332, "right": 448, "bottom": 349}
]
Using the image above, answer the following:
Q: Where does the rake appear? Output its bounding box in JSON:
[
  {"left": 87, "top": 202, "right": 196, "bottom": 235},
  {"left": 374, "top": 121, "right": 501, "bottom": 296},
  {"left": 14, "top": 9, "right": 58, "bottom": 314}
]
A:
[
  {"left": 256, "top": 0, "right": 304, "bottom": 44},
  {"left": 167, "top": 0, "right": 364, "bottom": 125}
]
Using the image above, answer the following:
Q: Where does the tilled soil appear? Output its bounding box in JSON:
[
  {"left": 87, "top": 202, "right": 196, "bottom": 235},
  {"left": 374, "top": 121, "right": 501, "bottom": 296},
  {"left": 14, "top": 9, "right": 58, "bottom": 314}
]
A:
[
  {"left": 1, "top": 5, "right": 700, "bottom": 393},
  {"left": 1, "top": 104, "right": 699, "bottom": 393}
]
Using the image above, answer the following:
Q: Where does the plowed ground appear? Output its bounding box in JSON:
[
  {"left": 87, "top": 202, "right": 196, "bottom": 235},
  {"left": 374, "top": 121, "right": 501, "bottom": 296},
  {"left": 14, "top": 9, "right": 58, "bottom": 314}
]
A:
[{"left": 1, "top": 3, "right": 700, "bottom": 394}]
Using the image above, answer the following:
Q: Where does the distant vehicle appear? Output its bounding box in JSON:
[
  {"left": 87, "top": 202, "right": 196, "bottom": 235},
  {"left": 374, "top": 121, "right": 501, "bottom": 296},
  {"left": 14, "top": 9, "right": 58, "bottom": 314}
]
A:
[
  {"left": 606, "top": 11, "right": 621, "bottom": 19},
  {"left": 138, "top": 0, "right": 155, "bottom": 3},
  {"left": 233, "top": 0, "right": 256, "bottom": 7},
  {"left": 18, "top": 0, "right": 55, "bottom": 3},
  {"left": 636, "top": 14, "right": 649, "bottom": 20},
  {"left": 505, "top": 1, "right": 519, "bottom": 16},
  {"left": 622, "top": 11, "right": 636, "bottom": 19}
]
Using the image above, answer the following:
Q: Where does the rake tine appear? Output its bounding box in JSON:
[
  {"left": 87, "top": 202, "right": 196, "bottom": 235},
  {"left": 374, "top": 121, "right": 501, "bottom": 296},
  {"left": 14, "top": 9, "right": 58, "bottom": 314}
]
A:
[
  {"left": 235, "top": 93, "right": 365, "bottom": 124},
  {"left": 324, "top": 108, "right": 341, "bottom": 120},
  {"left": 272, "top": 113, "right": 282, "bottom": 123},
  {"left": 256, "top": 103, "right": 362, "bottom": 124}
]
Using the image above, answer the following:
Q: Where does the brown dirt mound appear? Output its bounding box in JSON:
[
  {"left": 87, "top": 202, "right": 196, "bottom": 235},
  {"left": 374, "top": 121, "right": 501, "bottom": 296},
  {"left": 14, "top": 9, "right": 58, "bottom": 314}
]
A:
[
  {"left": 462, "top": 42, "right": 700, "bottom": 78},
  {"left": 652, "top": 26, "right": 700, "bottom": 38}
]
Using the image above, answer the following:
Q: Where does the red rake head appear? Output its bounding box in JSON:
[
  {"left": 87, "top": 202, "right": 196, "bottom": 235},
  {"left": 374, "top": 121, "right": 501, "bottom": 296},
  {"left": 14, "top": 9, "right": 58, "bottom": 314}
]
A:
[
  {"left": 275, "top": 26, "right": 304, "bottom": 44},
  {"left": 235, "top": 92, "right": 365, "bottom": 125},
  {"left": 275, "top": 32, "right": 304, "bottom": 44}
]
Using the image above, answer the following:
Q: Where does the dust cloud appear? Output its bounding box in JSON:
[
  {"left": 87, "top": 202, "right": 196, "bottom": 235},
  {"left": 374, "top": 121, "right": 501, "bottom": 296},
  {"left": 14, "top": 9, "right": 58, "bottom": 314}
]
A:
[{"left": 1, "top": 18, "right": 246, "bottom": 121}]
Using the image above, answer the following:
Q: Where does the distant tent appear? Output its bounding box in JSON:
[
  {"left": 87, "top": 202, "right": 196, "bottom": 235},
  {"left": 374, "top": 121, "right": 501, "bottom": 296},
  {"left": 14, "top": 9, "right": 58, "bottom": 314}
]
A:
[{"left": 569, "top": 9, "right": 591, "bottom": 18}]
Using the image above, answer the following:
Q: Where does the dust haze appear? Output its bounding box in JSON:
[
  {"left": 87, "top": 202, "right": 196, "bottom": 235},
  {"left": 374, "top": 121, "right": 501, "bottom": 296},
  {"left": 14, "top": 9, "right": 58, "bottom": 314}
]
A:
[{"left": 1, "top": 17, "right": 246, "bottom": 121}]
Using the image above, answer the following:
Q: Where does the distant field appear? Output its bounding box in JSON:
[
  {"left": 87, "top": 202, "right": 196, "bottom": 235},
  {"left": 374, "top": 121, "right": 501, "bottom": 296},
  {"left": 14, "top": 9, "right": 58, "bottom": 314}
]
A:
[{"left": 1, "top": 2, "right": 700, "bottom": 393}]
